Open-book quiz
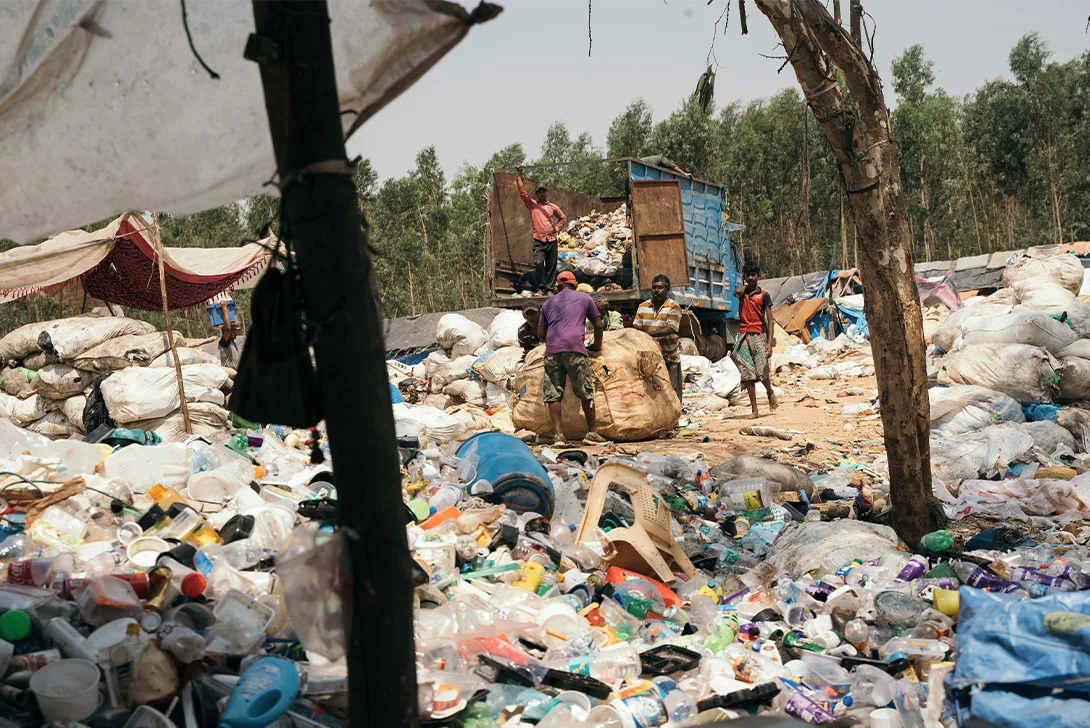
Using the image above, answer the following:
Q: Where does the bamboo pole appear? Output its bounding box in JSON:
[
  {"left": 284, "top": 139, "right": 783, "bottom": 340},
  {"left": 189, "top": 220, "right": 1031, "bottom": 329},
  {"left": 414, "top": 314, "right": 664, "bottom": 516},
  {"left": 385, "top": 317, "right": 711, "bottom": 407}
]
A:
[{"left": 151, "top": 211, "right": 192, "bottom": 435}]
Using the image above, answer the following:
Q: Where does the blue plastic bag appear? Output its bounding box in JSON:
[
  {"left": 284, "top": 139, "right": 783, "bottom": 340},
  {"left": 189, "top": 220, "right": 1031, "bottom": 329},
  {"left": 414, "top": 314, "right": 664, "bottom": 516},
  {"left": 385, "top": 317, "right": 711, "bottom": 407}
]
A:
[{"left": 951, "top": 587, "right": 1090, "bottom": 726}]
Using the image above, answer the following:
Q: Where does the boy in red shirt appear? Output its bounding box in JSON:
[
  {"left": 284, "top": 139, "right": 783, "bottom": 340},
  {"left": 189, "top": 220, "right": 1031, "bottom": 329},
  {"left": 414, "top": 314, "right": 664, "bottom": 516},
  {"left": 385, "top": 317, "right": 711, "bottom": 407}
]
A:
[{"left": 733, "top": 261, "right": 777, "bottom": 418}]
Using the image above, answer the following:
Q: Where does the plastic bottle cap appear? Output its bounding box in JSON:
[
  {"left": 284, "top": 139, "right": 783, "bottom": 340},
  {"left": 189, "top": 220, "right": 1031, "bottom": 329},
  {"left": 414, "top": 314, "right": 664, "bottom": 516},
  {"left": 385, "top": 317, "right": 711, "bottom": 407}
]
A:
[
  {"left": 181, "top": 572, "right": 207, "bottom": 598},
  {"left": 148, "top": 484, "right": 167, "bottom": 501},
  {"left": 0, "top": 611, "right": 31, "bottom": 641}
]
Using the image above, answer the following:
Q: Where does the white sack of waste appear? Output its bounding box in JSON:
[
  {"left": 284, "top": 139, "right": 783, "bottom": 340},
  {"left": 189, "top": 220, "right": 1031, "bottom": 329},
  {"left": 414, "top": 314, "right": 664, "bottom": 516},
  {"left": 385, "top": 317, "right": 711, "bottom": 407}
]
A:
[
  {"left": 426, "top": 353, "right": 475, "bottom": 391},
  {"left": 1003, "top": 253, "right": 1085, "bottom": 294},
  {"left": 0, "top": 392, "right": 47, "bottom": 427},
  {"left": 33, "top": 364, "right": 92, "bottom": 400},
  {"left": 72, "top": 331, "right": 184, "bottom": 372},
  {"left": 392, "top": 403, "right": 466, "bottom": 445},
  {"left": 478, "top": 347, "right": 523, "bottom": 385},
  {"left": 488, "top": 310, "right": 524, "bottom": 350},
  {"left": 436, "top": 314, "right": 487, "bottom": 357},
  {"left": 100, "top": 364, "right": 231, "bottom": 423},
  {"left": 0, "top": 316, "right": 155, "bottom": 362},
  {"left": 26, "top": 411, "right": 81, "bottom": 438},
  {"left": 930, "top": 424, "right": 1035, "bottom": 482},
  {"left": 929, "top": 385, "right": 1025, "bottom": 437},
  {"left": 937, "top": 343, "right": 1059, "bottom": 404},
  {"left": 958, "top": 310, "right": 1077, "bottom": 355},
  {"left": 1059, "top": 357, "right": 1090, "bottom": 402},
  {"left": 931, "top": 300, "right": 1015, "bottom": 353}
]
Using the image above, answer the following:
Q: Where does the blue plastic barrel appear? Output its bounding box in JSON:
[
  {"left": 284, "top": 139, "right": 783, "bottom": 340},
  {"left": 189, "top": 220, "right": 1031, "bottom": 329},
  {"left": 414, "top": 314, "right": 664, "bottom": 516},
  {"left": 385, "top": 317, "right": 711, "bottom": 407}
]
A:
[{"left": 456, "top": 432, "right": 553, "bottom": 517}]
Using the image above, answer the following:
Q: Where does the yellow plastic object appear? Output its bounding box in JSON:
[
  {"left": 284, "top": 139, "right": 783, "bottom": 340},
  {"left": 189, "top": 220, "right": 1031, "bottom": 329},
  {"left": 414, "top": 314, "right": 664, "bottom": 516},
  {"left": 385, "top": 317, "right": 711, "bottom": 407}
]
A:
[
  {"left": 148, "top": 484, "right": 186, "bottom": 510},
  {"left": 576, "top": 462, "right": 699, "bottom": 584},
  {"left": 185, "top": 523, "right": 223, "bottom": 547},
  {"left": 933, "top": 588, "right": 960, "bottom": 617},
  {"left": 513, "top": 561, "right": 545, "bottom": 592}
]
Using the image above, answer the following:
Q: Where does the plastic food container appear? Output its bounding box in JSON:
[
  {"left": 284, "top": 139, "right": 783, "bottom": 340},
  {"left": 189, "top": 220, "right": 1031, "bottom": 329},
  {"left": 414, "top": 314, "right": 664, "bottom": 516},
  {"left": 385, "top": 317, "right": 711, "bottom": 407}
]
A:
[
  {"left": 29, "top": 658, "right": 101, "bottom": 722},
  {"left": 125, "top": 537, "right": 170, "bottom": 569}
]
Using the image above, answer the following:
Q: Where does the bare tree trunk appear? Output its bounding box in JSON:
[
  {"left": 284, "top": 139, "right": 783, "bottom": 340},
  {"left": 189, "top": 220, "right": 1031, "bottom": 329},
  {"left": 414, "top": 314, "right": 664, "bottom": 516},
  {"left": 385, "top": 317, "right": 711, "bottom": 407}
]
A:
[
  {"left": 833, "top": 0, "right": 842, "bottom": 24},
  {"left": 1046, "top": 135, "right": 1062, "bottom": 244},
  {"left": 849, "top": 0, "right": 862, "bottom": 46},
  {"left": 839, "top": 189, "right": 849, "bottom": 269},
  {"left": 969, "top": 185, "right": 983, "bottom": 255},
  {"left": 755, "top": 0, "right": 937, "bottom": 543},
  {"left": 407, "top": 261, "right": 417, "bottom": 315}
]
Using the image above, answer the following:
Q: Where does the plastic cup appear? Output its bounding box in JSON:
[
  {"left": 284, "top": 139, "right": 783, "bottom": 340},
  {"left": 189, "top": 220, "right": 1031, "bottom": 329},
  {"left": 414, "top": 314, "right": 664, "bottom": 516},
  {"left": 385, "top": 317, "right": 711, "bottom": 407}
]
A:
[
  {"left": 554, "top": 691, "right": 592, "bottom": 721},
  {"left": 188, "top": 470, "right": 245, "bottom": 502},
  {"left": 29, "top": 658, "right": 101, "bottom": 722},
  {"left": 933, "top": 588, "right": 960, "bottom": 617},
  {"left": 870, "top": 707, "right": 903, "bottom": 728}
]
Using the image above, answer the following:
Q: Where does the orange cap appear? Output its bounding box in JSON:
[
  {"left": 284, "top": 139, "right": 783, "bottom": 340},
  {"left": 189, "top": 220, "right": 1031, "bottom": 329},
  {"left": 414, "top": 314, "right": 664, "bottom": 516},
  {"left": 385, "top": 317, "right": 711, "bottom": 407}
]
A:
[
  {"left": 556, "top": 271, "right": 577, "bottom": 286},
  {"left": 148, "top": 484, "right": 166, "bottom": 500},
  {"left": 181, "top": 572, "right": 207, "bottom": 598}
]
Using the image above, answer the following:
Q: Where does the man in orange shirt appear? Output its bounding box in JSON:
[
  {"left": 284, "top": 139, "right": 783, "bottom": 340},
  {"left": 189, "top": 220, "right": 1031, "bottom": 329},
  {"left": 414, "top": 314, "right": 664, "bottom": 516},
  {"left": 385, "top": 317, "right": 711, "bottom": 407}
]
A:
[
  {"left": 733, "top": 261, "right": 777, "bottom": 418},
  {"left": 516, "top": 165, "right": 567, "bottom": 294}
]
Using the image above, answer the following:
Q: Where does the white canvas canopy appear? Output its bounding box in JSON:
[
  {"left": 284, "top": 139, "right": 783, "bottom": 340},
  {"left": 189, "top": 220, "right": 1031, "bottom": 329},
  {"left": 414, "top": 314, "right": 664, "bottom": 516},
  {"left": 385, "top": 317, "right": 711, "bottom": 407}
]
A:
[{"left": 0, "top": 0, "right": 496, "bottom": 242}]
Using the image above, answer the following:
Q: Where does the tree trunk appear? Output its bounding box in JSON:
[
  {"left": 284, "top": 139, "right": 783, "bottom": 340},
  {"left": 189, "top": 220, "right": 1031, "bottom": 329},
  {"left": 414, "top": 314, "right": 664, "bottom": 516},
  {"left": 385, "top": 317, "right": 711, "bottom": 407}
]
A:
[
  {"left": 754, "top": 0, "right": 937, "bottom": 544},
  {"left": 969, "top": 185, "right": 983, "bottom": 255},
  {"left": 849, "top": 0, "right": 862, "bottom": 46}
]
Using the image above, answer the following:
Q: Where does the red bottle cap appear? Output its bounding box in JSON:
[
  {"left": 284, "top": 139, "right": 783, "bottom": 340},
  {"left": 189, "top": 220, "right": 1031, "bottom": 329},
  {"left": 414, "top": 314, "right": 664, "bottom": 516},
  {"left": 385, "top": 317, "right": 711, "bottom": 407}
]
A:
[{"left": 180, "top": 572, "right": 207, "bottom": 598}]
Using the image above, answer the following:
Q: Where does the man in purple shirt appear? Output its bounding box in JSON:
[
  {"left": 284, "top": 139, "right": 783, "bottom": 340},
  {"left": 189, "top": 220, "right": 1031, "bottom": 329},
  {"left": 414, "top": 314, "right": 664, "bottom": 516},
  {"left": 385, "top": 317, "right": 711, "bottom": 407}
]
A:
[{"left": 537, "top": 271, "right": 606, "bottom": 446}]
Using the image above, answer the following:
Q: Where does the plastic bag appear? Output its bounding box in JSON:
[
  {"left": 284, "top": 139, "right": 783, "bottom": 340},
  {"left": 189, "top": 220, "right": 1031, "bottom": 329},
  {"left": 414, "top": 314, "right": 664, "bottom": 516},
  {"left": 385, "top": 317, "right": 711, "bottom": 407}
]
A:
[
  {"left": 149, "top": 347, "right": 219, "bottom": 368},
  {"left": 277, "top": 529, "right": 345, "bottom": 660},
  {"left": 392, "top": 403, "right": 467, "bottom": 445},
  {"left": 478, "top": 347, "right": 522, "bottom": 385},
  {"left": 104, "top": 442, "right": 190, "bottom": 489},
  {"left": 710, "top": 454, "right": 814, "bottom": 498},
  {"left": 444, "top": 379, "right": 487, "bottom": 407},
  {"left": 0, "top": 392, "right": 47, "bottom": 427},
  {"left": 1059, "top": 357, "right": 1090, "bottom": 402},
  {"left": 32, "top": 363, "right": 92, "bottom": 400},
  {"left": 768, "top": 521, "right": 899, "bottom": 578},
  {"left": 77, "top": 575, "right": 143, "bottom": 626},
  {"left": 61, "top": 394, "right": 87, "bottom": 429},
  {"left": 72, "top": 331, "right": 184, "bottom": 372},
  {"left": 0, "top": 367, "right": 34, "bottom": 399},
  {"left": 931, "top": 300, "right": 1015, "bottom": 353},
  {"left": 26, "top": 411, "right": 81, "bottom": 438},
  {"left": 708, "top": 357, "right": 741, "bottom": 399},
  {"left": 426, "top": 353, "right": 475, "bottom": 391},
  {"left": 1013, "top": 420, "right": 1077, "bottom": 457}
]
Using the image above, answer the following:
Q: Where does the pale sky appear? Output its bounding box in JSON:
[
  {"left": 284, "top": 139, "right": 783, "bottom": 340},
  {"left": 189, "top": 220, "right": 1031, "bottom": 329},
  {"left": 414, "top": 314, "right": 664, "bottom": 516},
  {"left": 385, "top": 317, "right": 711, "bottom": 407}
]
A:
[{"left": 347, "top": 0, "right": 1088, "bottom": 180}]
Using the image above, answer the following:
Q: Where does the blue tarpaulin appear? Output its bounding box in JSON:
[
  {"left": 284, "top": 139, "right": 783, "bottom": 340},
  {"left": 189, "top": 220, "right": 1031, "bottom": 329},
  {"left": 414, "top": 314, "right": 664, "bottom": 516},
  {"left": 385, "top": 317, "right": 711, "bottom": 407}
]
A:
[{"left": 951, "top": 587, "right": 1090, "bottom": 727}]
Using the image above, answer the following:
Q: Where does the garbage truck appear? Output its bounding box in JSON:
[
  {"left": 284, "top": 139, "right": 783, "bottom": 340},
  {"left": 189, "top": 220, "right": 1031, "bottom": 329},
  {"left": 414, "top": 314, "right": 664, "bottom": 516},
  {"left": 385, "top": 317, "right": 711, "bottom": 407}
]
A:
[{"left": 487, "top": 158, "right": 744, "bottom": 357}]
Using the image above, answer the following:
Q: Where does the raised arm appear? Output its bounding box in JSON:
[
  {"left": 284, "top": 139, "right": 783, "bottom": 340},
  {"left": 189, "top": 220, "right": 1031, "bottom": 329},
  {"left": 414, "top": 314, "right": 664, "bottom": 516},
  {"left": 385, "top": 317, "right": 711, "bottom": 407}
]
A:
[
  {"left": 764, "top": 294, "right": 775, "bottom": 349},
  {"left": 516, "top": 164, "right": 531, "bottom": 207}
]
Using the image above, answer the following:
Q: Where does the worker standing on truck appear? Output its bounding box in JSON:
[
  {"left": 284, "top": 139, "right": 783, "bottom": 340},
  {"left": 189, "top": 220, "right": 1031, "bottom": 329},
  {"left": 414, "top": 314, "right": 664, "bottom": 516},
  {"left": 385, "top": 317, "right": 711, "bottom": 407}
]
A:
[
  {"left": 537, "top": 271, "right": 606, "bottom": 446},
  {"left": 633, "top": 274, "right": 684, "bottom": 405},
  {"left": 516, "top": 165, "right": 567, "bottom": 294},
  {"left": 733, "top": 261, "right": 777, "bottom": 418}
]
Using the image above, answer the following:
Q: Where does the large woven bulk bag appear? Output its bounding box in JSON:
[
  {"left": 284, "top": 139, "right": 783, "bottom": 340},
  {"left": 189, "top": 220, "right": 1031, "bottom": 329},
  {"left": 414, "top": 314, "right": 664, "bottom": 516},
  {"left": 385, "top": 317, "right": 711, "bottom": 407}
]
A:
[
  {"left": 937, "top": 343, "right": 1059, "bottom": 404},
  {"left": 512, "top": 329, "right": 680, "bottom": 442}
]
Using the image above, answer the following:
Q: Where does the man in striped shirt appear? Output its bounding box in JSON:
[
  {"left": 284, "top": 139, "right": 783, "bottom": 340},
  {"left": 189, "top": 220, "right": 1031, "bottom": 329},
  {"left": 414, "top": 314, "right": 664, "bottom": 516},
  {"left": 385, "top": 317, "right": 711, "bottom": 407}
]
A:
[{"left": 634, "top": 274, "right": 683, "bottom": 404}]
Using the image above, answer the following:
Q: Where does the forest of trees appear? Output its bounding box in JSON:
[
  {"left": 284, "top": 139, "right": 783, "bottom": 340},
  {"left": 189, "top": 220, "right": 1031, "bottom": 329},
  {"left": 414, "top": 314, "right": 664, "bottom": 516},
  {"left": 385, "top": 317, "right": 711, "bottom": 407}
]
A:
[{"left": 3, "top": 35, "right": 1088, "bottom": 327}]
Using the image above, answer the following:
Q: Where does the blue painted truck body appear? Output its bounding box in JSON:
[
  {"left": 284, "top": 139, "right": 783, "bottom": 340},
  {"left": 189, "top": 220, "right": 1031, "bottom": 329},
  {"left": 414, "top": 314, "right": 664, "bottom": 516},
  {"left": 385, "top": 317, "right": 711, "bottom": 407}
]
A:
[{"left": 626, "top": 160, "right": 744, "bottom": 319}]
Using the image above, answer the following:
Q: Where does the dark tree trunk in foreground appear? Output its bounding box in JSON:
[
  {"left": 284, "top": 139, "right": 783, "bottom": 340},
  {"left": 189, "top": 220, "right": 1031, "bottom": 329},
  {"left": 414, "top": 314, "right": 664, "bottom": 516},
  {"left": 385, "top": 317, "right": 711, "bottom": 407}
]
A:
[{"left": 754, "top": 0, "right": 939, "bottom": 544}]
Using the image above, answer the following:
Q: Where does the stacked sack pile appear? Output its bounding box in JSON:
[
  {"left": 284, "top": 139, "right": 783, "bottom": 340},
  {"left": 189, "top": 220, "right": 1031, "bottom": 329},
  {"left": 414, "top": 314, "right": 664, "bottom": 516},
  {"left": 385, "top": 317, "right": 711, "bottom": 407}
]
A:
[
  {"left": 392, "top": 313, "right": 526, "bottom": 446},
  {"left": 550, "top": 205, "right": 632, "bottom": 294},
  {"left": 925, "top": 250, "right": 1090, "bottom": 496},
  {"left": 0, "top": 314, "right": 232, "bottom": 440}
]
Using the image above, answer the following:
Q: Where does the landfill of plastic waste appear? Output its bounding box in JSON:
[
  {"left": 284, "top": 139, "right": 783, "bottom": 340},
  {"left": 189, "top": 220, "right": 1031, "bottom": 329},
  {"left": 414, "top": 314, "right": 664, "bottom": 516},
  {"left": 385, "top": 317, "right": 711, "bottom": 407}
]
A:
[
  {"left": 403, "top": 429, "right": 1090, "bottom": 728},
  {"left": 0, "top": 416, "right": 344, "bottom": 727}
]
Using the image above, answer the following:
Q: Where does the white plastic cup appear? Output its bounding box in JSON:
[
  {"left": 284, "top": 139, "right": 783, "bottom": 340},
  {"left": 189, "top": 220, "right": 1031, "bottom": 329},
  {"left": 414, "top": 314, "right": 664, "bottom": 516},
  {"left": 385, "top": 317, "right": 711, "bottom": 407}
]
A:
[
  {"left": 554, "top": 691, "right": 592, "bottom": 721},
  {"left": 870, "top": 707, "right": 904, "bottom": 728},
  {"left": 29, "top": 658, "right": 100, "bottom": 722}
]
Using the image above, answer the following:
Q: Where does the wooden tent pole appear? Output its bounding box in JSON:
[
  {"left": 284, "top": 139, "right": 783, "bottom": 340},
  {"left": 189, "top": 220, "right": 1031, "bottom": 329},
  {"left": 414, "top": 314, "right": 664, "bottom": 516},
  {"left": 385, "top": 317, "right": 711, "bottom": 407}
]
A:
[{"left": 151, "top": 211, "right": 192, "bottom": 435}]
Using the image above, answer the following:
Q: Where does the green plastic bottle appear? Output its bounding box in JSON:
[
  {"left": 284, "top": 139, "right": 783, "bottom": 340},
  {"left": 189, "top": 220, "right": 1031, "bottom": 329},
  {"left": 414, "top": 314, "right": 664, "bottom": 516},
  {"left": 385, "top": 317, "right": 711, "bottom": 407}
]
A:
[{"left": 919, "top": 530, "right": 955, "bottom": 552}]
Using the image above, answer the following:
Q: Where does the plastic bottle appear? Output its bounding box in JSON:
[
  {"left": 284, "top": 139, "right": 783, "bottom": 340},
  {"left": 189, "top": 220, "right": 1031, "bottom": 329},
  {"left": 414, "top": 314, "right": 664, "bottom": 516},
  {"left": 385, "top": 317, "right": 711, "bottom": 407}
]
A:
[
  {"left": 106, "top": 623, "right": 142, "bottom": 708},
  {"left": 147, "top": 484, "right": 186, "bottom": 510},
  {"left": 953, "top": 561, "right": 1020, "bottom": 594},
  {"left": 561, "top": 642, "right": 641, "bottom": 682},
  {"left": 0, "top": 534, "right": 32, "bottom": 564},
  {"left": 739, "top": 562, "right": 777, "bottom": 590},
  {"left": 894, "top": 555, "right": 929, "bottom": 583},
  {"left": 919, "top": 529, "right": 954, "bottom": 551},
  {"left": 777, "top": 679, "right": 837, "bottom": 724},
  {"left": 44, "top": 617, "right": 101, "bottom": 663},
  {"left": 891, "top": 678, "right": 925, "bottom": 728},
  {"left": 652, "top": 676, "right": 696, "bottom": 723},
  {"left": 219, "top": 657, "right": 300, "bottom": 728},
  {"left": 844, "top": 619, "right": 869, "bottom": 652},
  {"left": 194, "top": 544, "right": 256, "bottom": 598},
  {"left": 156, "top": 621, "right": 207, "bottom": 663},
  {"left": 222, "top": 539, "right": 268, "bottom": 570},
  {"left": 156, "top": 556, "right": 208, "bottom": 598},
  {"left": 716, "top": 547, "right": 761, "bottom": 571},
  {"left": 428, "top": 483, "right": 463, "bottom": 513},
  {"left": 850, "top": 664, "right": 895, "bottom": 707},
  {"left": 7, "top": 555, "right": 75, "bottom": 586}
]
